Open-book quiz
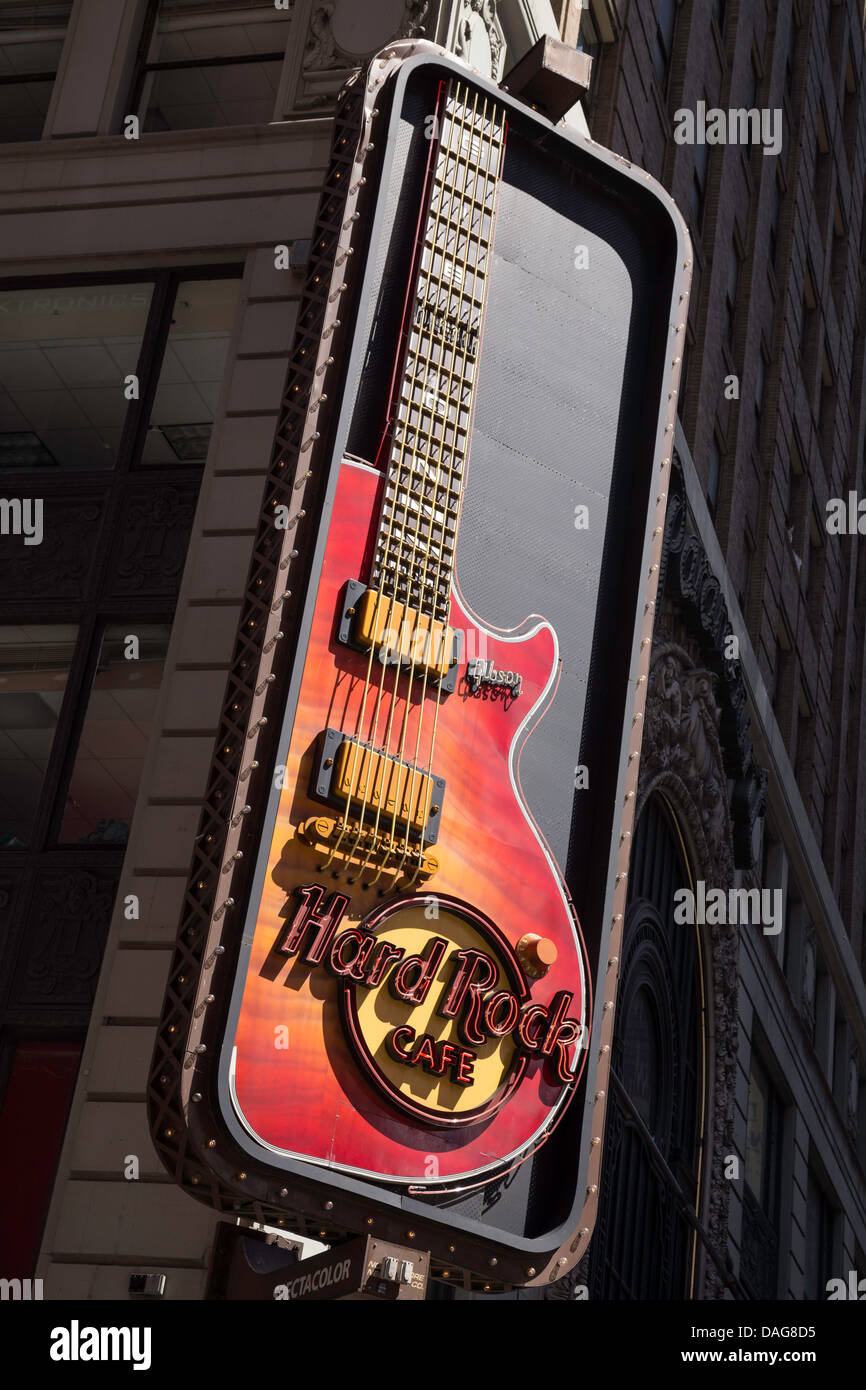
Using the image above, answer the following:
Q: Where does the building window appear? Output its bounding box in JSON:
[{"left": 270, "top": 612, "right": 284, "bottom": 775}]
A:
[
  {"left": 0, "top": 623, "right": 77, "bottom": 847},
  {"left": 713, "top": 0, "right": 726, "bottom": 37},
  {"left": 0, "top": 1038, "right": 82, "bottom": 1274},
  {"left": 133, "top": 0, "right": 292, "bottom": 133},
  {"left": 805, "top": 1170, "right": 837, "bottom": 1299},
  {"left": 0, "top": 1, "right": 71, "bottom": 143},
  {"left": 843, "top": 58, "right": 857, "bottom": 168},
  {"left": 819, "top": 347, "right": 836, "bottom": 470},
  {"left": 707, "top": 429, "right": 721, "bottom": 517},
  {"left": 577, "top": 5, "right": 600, "bottom": 61},
  {"left": 724, "top": 237, "right": 740, "bottom": 343},
  {"left": 0, "top": 266, "right": 241, "bottom": 857},
  {"left": 785, "top": 6, "right": 800, "bottom": 101},
  {"left": 814, "top": 106, "right": 831, "bottom": 229},
  {"left": 800, "top": 261, "right": 818, "bottom": 386},
  {"left": 806, "top": 502, "right": 824, "bottom": 607},
  {"left": 57, "top": 623, "right": 171, "bottom": 845},
  {"left": 830, "top": 197, "right": 847, "bottom": 316},
  {"left": 587, "top": 796, "right": 704, "bottom": 1299},
  {"left": 677, "top": 325, "right": 694, "bottom": 428},
  {"left": 0, "top": 272, "right": 240, "bottom": 475},
  {"left": 768, "top": 173, "right": 783, "bottom": 270},
  {"left": 690, "top": 134, "right": 709, "bottom": 229},
  {"left": 141, "top": 278, "right": 240, "bottom": 465},
  {"left": 739, "top": 523, "right": 755, "bottom": 615},
  {"left": 742, "top": 1055, "right": 783, "bottom": 1298},
  {"left": 772, "top": 611, "right": 793, "bottom": 719},
  {"left": 755, "top": 342, "right": 767, "bottom": 418},
  {"left": 0, "top": 282, "right": 155, "bottom": 471},
  {"left": 652, "top": 0, "right": 676, "bottom": 90},
  {"left": 795, "top": 677, "right": 814, "bottom": 787},
  {"left": 745, "top": 49, "right": 759, "bottom": 111}
]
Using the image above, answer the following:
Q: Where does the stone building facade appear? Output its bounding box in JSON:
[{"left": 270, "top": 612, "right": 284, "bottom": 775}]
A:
[
  {"left": 0, "top": 0, "right": 863, "bottom": 1301},
  {"left": 575, "top": 0, "right": 866, "bottom": 1299}
]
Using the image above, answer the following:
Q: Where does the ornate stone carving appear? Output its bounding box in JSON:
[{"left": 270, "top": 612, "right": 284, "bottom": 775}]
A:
[
  {"left": 639, "top": 635, "right": 739, "bottom": 1300},
  {"left": 643, "top": 644, "right": 734, "bottom": 882},
  {"left": 304, "top": 1, "right": 432, "bottom": 73},
  {"left": 455, "top": 0, "right": 505, "bottom": 78},
  {"left": 17, "top": 870, "right": 116, "bottom": 1005},
  {"left": 109, "top": 485, "right": 196, "bottom": 596},
  {"left": 0, "top": 498, "right": 101, "bottom": 601},
  {"left": 398, "top": 1, "right": 433, "bottom": 40},
  {"left": 304, "top": 4, "right": 340, "bottom": 71},
  {"left": 659, "top": 451, "right": 767, "bottom": 871}
]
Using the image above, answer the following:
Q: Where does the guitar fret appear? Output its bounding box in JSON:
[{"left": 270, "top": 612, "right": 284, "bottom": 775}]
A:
[
  {"left": 370, "top": 79, "right": 504, "bottom": 617},
  {"left": 379, "top": 489, "right": 459, "bottom": 526},
  {"left": 394, "top": 421, "right": 470, "bottom": 451}
]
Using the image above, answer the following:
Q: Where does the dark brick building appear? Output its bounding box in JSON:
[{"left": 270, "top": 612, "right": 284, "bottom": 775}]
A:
[
  {"left": 0, "top": 0, "right": 863, "bottom": 1302},
  {"left": 572, "top": 0, "right": 866, "bottom": 1299}
]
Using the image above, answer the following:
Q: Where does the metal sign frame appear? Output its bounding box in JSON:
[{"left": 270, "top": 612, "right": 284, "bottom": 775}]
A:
[{"left": 148, "top": 39, "right": 691, "bottom": 1293}]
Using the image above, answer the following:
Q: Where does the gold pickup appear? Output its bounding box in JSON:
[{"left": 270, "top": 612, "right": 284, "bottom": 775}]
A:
[
  {"left": 353, "top": 587, "right": 455, "bottom": 683},
  {"left": 313, "top": 728, "right": 446, "bottom": 844},
  {"left": 333, "top": 738, "right": 434, "bottom": 837}
]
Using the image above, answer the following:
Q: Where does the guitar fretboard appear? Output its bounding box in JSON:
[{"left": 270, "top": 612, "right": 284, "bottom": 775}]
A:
[{"left": 369, "top": 81, "right": 506, "bottom": 625}]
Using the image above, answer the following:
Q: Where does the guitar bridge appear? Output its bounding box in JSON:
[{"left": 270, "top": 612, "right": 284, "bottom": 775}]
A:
[
  {"left": 312, "top": 728, "right": 445, "bottom": 843},
  {"left": 296, "top": 816, "right": 440, "bottom": 883}
]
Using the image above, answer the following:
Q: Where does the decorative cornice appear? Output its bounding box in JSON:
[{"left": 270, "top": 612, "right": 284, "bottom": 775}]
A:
[
  {"left": 304, "top": 2, "right": 434, "bottom": 73},
  {"left": 456, "top": 0, "right": 505, "bottom": 77},
  {"left": 659, "top": 450, "right": 767, "bottom": 872}
]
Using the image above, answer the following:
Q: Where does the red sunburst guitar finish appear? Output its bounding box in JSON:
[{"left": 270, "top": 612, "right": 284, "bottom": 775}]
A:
[
  {"left": 223, "top": 77, "right": 591, "bottom": 1187},
  {"left": 229, "top": 458, "right": 590, "bottom": 1183}
]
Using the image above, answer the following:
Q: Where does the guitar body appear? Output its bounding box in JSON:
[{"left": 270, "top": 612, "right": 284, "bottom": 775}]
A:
[{"left": 227, "top": 457, "right": 590, "bottom": 1184}]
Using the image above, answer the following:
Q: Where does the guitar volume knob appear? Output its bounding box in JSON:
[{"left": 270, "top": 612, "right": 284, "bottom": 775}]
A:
[{"left": 517, "top": 933, "right": 557, "bottom": 980}]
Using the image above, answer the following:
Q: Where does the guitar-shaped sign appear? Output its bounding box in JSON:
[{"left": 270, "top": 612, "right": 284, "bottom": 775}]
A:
[{"left": 224, "top": 78, "right": 592, "bottom": 1185}]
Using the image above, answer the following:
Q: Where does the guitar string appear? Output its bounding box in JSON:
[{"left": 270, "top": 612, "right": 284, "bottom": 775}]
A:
[
  {"left": 318, "top": 80, "right": 501, "bottom": 885},
  {"left": 404, "top": 96, "right": 506, "bottom": 889},
  {"left": 326, "top": 80, "right": 454, "bottom": 878},
  {"left": 391, "top": 86, "right": 499, "bottom": 887},
  {"left": 355, "top": 81, "right": 476, "bottom": 882},
  {"left": 393, "top": 87, "right": 502, "bottom": 887},
  {"left": 317, "top": 86, "right": 445, "bottom": 875},
  {"left": 362, "top": 82, "right": 482, "bottom": 886}
]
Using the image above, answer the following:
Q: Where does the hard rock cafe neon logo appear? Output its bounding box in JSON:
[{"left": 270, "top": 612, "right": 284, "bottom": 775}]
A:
[{"left": 277, "top": 885, "right": 583, "bottom": 1128}]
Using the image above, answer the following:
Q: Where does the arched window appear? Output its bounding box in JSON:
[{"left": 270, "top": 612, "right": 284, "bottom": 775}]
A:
[{"left": 587, "top": 794, "right": 705, "bottom": 1298}]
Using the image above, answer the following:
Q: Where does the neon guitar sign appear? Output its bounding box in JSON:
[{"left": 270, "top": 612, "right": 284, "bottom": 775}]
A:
[
  {"left": 222, "top": 76, "right": 592, "bottom": 1184},
  {"left": 277, "top": 884, "right": 582, "bottom": 1128}
]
